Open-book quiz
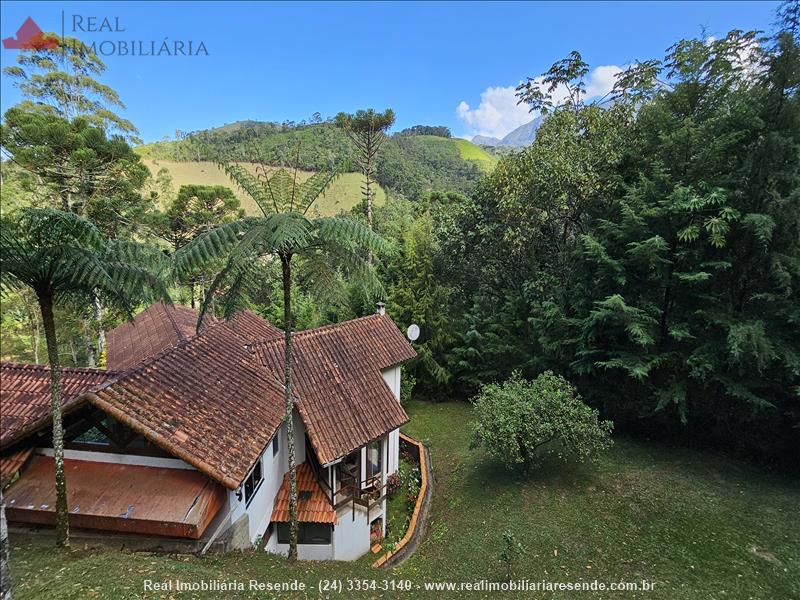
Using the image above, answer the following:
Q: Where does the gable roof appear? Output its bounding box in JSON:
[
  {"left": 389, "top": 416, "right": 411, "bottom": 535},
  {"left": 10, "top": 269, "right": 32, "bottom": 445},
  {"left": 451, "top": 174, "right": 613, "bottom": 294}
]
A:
[
  {"left": 105, "top": 300, "right": 219, "bottom": 370},
  {"left": 90, "top": 313, "right": 287, "bottom": 490},
  {"left": 0, "top": 363, "right": 115, "bottom": 448},
  {"left": 1, "top": 307, "right": 416, "bottom": 489},
  {"left": 254, "top": 314, "right": 416, "bottom": 466}
]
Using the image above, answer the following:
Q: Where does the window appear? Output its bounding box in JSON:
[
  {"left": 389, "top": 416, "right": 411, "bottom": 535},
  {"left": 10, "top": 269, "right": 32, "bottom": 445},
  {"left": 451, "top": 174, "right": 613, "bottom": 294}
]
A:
[
  {"left": 71, "top": 425, "right": 111, "bottom": 445},
  {"left": 367, "top": 439, "right": 382, "bottom": 479},
  {"left": 243, "top": 458, "right": 263, "bottom": 506},
  {"left": 276, "top": 522, "right": 332, "bottom": 545},
  {"left": 272, "top": 434, "right": 279, "bottom": 458}
]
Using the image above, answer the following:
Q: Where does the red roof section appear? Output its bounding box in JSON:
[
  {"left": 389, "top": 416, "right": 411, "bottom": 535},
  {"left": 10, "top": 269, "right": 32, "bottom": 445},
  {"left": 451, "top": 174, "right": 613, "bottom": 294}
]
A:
[
  {"left": 1, "top": 306, "right": 416, "bottom": 490},
  {"left": 0, "top": 363, "right": 115, "bottom": 447},
  {"left": 105, "top": 301, "right": 219, "bottom": 371},
  {"left": 91, "top": 313, "right": 287, "bottom": 490},
  {"left": 0, "top": 448, "right": 33, "bottom": 484},
  {"left": 223, "top": 309, "right": 283, "bottom": 342},
  {"left": 254, "top": 314, "right": 416, "bottom": 465},
  {"left": 271, "top": 463, "right": 337, "bottom": 524},
  {"left": 5, "top": 456, "right": 226, "bottom": 539}
]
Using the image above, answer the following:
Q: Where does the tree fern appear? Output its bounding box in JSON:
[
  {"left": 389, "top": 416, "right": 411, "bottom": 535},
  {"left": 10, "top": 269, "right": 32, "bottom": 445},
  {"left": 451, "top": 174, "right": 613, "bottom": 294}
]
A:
[
  {"left": 0, "top": 207, "right": 169, "bottom": 549},
  {"left": 177, "top": 152, "right": 392, "bottom": 560}
]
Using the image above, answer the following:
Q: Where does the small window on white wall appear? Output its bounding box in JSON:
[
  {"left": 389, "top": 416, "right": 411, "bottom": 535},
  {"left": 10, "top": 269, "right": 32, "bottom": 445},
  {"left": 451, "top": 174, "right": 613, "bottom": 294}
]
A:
[
  {"left": 367, "top": 439, "right": 382, "bottom": 479},
  {"left": 272, "top": 434, "right": 279, "bottom": 458},
  {"left": 243, "top": 458, "right": 263, "bottom": 506}
]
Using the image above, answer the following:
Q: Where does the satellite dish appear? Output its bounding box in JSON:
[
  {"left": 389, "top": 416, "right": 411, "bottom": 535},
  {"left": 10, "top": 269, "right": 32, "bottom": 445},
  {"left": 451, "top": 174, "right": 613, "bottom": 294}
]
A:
[{"left": 407, "top": 324, "right": 420, "bottom": 342}]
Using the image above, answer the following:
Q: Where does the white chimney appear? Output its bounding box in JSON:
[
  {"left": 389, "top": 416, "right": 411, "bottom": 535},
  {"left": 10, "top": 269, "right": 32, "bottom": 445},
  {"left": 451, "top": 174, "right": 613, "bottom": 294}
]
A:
[{"left": 376, "top": 301, "right": 386, "bottom": 316}]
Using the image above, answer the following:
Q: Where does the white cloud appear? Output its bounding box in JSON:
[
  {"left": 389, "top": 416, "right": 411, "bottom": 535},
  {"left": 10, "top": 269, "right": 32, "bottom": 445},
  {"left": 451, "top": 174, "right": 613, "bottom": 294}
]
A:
[
  {"left": 455, "top": 86, "right": 532, "bottom": 140},
  {"left": 457, "top": 65, "right": 623, "bottom": 139},
  {"left": 585, "top": 65, "right": 623, "bottom": 99}
]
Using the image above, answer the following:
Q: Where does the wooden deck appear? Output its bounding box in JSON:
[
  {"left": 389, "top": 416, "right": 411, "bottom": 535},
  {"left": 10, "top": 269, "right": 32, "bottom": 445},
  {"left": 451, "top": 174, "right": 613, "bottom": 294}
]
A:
[{"left": 4, "top": 455, "right": 226, "bottom": 539}]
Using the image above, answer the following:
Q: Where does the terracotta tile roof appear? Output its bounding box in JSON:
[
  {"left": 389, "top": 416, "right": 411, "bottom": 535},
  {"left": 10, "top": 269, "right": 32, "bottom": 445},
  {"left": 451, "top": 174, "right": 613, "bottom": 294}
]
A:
[
  {"left": 224, "top": 309, "right": 283, "bottom": 343},
  {"left": 105, "top": 301, "right": 219, "bottom": 371},
  {"left": 90, "top": 313, "right": 287, "bottom": 490},
  {"left": 1, "top": 307, "right": 415, "bottom": 494},
  {"left": 0, "top": 448, "right": 33, "bottom": 484},
  {"left": 254, "top": 314, "right": 416, "bottom": 465},
  {"left": 0, "top": 363, "right": 115, "bottom": 448},
  {"left": 270, "top": 463, "right": 336, "bottom": 524}
]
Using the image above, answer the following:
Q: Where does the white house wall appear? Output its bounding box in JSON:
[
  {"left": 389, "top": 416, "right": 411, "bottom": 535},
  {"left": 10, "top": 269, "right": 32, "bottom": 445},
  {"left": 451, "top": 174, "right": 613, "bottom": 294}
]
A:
[
  {"left": 381, "top": 365, "right": 402, "bottom": 476},
  {"left": 381, "top": 365, "right": 401, "bottom": 400},
  {"left": 332, "top": 505, "right": 371, "bottom": 560},
  {"left": 224, "top": 410, "right": 307, "bottom": 546}
]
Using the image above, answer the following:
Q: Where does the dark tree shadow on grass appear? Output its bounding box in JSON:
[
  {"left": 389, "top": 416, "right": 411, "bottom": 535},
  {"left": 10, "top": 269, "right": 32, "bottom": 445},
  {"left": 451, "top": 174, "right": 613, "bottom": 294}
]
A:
[{"left": 462, "top": 452, "right": 604, "bottom": 497}]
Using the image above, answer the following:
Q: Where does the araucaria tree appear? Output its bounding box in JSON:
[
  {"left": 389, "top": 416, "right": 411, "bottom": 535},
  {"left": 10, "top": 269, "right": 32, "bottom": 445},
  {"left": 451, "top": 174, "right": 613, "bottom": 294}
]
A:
[
  {"left": 0, "top": 208, "right": 169, "bottom": 547},
  {"left": 335, "top": 108, "right": 395, "bottom": 262},
  {"left": 3, "top": 34, "right": 139, "bottom": 140},
  {"left": 176, "top": 160, "right": 389, "bottom": 560},
  {"left": 1, "top": 109, "right": 152, "bottom": 365}
]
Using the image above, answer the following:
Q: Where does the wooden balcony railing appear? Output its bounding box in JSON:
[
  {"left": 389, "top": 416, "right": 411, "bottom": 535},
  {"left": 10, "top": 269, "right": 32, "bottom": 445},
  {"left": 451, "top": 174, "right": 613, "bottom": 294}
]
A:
[{"left": 305, "top": 442, "right": 387, "bottom": 522}]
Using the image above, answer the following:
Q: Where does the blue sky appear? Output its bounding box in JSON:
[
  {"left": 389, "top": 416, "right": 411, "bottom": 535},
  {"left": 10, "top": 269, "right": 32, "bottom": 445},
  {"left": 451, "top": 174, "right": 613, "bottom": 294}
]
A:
[{"left": 0, "top": 1, "right": 781, "bottom": 143}]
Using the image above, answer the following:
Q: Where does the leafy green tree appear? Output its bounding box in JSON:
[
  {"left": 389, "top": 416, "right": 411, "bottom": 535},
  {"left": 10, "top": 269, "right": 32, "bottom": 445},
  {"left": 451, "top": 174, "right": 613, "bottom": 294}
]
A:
[
  {"left": 335, "top": 108, "right": 395, "bottom": 260},
  {"left": 397, "top": 125, "right": 452, "bottom": 138},
  {"left": 444, "top": 6, "right": 800, "bottom": 462},
  {"left": 1, "top": 109, "right": 153, "bottom": 364},
  {"left": 176, "top": 159, "right": 389, "bottom": 560},
  {"left": 375, "top": 194, "right": 456, "bottom": 396},
  {"left": 472, "top": 371, "right": 613, "bottom": 470},
  {"left": 516, "top": 50, "right": 592, "bottom": 113},
  {"left": 3, "top": 35, "right": 139, "bottom": 140},
  {"left": 0, "top": 208, "right": 169, "bottom": 547},
  {"left": 554, "top": 24, "right": 800, "bottom": 453}
]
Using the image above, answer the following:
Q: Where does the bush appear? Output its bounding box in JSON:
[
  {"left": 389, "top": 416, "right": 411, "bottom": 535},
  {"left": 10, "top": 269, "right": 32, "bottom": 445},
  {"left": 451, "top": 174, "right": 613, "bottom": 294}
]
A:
[
  {"left": 386, "top": 472, "right": 401, "bottom": 495},
  {"left": 471, "top": 371, "right": 613, "bottom": 470}
]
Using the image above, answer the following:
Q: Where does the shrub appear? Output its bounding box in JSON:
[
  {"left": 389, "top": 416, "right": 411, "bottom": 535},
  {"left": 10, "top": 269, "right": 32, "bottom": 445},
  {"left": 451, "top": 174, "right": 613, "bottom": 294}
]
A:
[
  {"left": 471, "top": 371, "right": 613, "bottom": 470},
  {"left": 386, "top": 472, "right": 401, "bottom": 495},
  {"left": 499, "top": 530, "right": 526, "bottom": 579}
]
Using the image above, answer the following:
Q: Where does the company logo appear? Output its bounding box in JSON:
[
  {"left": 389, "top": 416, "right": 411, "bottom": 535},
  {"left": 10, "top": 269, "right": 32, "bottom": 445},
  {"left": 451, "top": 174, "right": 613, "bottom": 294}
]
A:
[{"left": 2, "top": 16, "right": 59, "bottom": 50}]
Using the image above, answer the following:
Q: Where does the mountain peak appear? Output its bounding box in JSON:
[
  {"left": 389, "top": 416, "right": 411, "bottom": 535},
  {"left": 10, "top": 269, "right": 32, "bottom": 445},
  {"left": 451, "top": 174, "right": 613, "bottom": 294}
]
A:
[
  {"left": 471, "top": 134, "right": 502, "bottom": 147},
  {"left": 497, "top": 116, "right": 543, "bottom": 148}
]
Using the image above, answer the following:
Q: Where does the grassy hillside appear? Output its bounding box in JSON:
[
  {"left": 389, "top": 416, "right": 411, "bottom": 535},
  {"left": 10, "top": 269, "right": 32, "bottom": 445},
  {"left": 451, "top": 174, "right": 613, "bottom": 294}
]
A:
[
  {"left": 141, "top": 159, "right": 385, "bottom": 217},
  {"left": 137, "top": 121, "right": 490, "bottom": 200},
  {"left": 453, "top": 137, "right": 499, "bottom": 171},
  {"left": 10, "top": 401, "right": 798, "bottom": 599}
]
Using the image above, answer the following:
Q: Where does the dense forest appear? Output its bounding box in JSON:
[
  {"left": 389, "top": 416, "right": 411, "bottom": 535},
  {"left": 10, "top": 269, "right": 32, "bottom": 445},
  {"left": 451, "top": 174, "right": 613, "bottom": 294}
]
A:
[{"left": 1, "top": 2, "right": 798, "bottom": 470}]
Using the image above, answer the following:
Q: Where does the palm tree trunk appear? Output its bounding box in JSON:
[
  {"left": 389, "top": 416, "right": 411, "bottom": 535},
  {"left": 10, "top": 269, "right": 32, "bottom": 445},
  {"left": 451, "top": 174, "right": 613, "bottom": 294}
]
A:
[
  {"left": 0, "top": 490, "right": 11, "bottom": 600},
  {"left": 281, "top": 255, "right": 299, "bottom": 561},
  {"left": 38, "top": 291, "right": 70, "bottom": 548},
  {"left": 92, "top": 296, "right": 105, "bottom": 366}
]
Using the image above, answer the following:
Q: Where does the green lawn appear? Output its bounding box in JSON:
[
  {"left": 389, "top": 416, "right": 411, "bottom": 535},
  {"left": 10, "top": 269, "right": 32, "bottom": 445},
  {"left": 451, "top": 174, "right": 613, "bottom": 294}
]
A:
[
  {"left": 8, "top": 401, "right": 799, "bottom": 599},
  {"left": 140, "top": 159, "right": 384, "bottom": 217}
]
